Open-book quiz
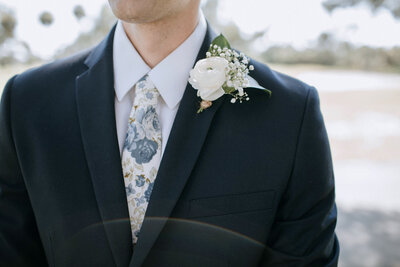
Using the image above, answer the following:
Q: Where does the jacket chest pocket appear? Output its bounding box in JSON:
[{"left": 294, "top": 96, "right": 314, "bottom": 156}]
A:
[{"left": 188, "top": 190, "right": 275, "bottom": 218}]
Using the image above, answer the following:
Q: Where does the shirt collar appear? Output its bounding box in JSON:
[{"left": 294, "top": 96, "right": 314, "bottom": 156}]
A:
[{"left": 113, "top": 11, "right": 207, "bottom": 109}]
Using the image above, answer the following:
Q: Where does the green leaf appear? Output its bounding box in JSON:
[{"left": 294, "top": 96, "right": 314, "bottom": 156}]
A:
[
  {"left": 263, "top": 88, "right": 272, "bottom": 97},
  {"left": 222, "top": 85, "right": 235, "bottom": 94},
  {"left": 211, "top": 34, "right": 231, "bottom": 50}
]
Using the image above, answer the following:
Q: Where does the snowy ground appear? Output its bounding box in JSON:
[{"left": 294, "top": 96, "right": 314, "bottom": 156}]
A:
[{"left": 1, "top": 64, "right": 400, "bottom": 266}]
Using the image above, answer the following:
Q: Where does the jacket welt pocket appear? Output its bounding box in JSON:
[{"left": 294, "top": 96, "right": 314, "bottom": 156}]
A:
[{"left": 188, "top": 190, "right": 275, "bottom": 218}]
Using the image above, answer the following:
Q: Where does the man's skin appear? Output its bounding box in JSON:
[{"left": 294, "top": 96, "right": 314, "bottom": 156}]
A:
[{"left": 108, "top": 0, "right": 201, "bottom": 68}]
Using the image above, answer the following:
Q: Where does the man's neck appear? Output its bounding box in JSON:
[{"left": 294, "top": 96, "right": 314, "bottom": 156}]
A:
[{"left": 122, "top": 6, "right": 200, "bottom": 69}]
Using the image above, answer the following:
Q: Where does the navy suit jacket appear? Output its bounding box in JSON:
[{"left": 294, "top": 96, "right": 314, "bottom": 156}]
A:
[{"left": 0, "top": 25, "right": 339, "bottom": 266}]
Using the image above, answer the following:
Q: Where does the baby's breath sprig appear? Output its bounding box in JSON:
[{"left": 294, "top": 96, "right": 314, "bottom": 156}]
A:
[{"left": 206, "top": 35, "right": 260, "bottom": 104}]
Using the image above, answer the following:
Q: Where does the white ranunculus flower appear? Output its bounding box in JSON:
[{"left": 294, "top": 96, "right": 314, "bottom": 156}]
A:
[{"left": 189, "top": 56, "right": 228, "bottom": 101}]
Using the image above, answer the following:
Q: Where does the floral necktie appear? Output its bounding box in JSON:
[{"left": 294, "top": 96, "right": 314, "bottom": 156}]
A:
[{"left": 121, "top": 74, "right": 162, "bottom": 244}]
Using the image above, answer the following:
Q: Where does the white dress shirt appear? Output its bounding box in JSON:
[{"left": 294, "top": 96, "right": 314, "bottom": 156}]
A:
[{"left": 112, "top": 12, "right": 207, "bottom": 156}]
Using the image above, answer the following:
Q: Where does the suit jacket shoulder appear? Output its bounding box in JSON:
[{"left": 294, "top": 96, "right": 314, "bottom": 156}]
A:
[
  {"left": 10, "top": 48, "right": 91, "bottom": 100},
  {"left": 250, "top": 57, "right": 315, "bottom": 104}
]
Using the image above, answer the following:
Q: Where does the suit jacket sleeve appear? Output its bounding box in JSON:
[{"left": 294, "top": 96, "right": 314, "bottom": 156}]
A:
[
  {"left": 0, "top": 76, "right": 48, "bottom": 266},
  {"left": 260, "top": 87, "right": 339, "bottom": 266}
]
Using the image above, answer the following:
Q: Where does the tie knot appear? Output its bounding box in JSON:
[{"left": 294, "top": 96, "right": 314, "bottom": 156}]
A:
[{"left": 134, "top": 75, "right": 160, "bottom": 106}]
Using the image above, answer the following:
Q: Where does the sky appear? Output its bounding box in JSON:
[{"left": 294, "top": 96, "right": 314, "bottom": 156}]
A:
[{"left": 1, "top": 0, "right": 400, "bottom": 59}]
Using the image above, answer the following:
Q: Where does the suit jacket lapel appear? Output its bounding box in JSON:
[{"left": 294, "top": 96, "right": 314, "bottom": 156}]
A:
[
  {"left": 130, "top": 25, "right": 221, "bottom": 267},
  {"left": 75, "top": 26, "right": 133, "bottom": 267}
]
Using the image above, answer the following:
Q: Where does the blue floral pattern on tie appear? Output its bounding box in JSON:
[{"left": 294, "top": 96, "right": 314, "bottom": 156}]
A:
[
  {"left": 144, "top": 182, "right": 154, "bottom": 203},
  {"left": 125, "top": 184, "right": 135, "bottom": 196},
  {"left": 127, "top": 136, "right": 158, "bottom": 164},
  {"left": 135, "top": 195, "right": 146, "bottom": 207},
  {"left": 135, "top": 175, "right": 146, "bottom": 187},
  {"left": 121, "top": 74, "right": 162, "bottom": 244},
  {"left": 124, "top": 105, "right": 160, "bottom": 164}
]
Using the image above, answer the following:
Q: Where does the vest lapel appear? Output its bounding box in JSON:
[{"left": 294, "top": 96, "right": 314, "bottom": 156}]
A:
[
  {"left": 129, "top": 25, "right": 221, "bottom": 267},
  {"left": 75, "top": 26, "right": 133, "bottom": 267}
]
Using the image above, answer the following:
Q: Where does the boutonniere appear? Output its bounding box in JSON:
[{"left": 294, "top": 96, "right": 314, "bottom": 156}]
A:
[{"left": 189, "top": 34, "right": 271, "bottom": 113}]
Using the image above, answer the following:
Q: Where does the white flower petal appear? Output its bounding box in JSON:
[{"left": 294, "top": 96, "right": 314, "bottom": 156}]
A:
[
  {"left": 189, "top": 57, "right": 228, "bottom": 101},
  {"left": 200, "top": 87, "right": 225, "bottom": 101}
]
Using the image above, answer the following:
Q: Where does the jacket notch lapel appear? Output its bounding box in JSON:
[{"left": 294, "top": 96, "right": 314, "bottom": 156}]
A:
[{"left": 75, "top": 26, "right": 133, "bottom": 267}]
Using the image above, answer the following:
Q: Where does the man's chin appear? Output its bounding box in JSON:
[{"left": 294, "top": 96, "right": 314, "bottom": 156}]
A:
[{"left": 115, "top": 12, "right": 160, "bottom": 25}]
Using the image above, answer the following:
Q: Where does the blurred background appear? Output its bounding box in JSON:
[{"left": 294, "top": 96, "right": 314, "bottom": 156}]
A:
[{"left": 0, "top": 0, "right": 399, "bottom": 266}]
